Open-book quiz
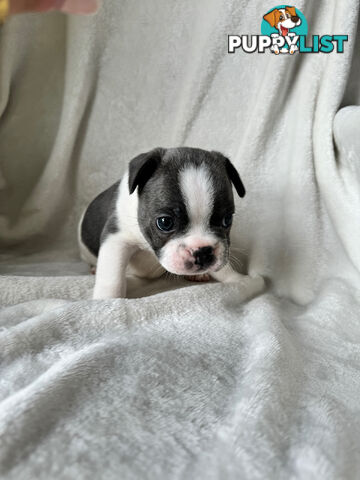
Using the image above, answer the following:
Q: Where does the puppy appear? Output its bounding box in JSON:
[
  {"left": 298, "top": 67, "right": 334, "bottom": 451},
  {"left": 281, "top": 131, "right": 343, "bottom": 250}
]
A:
[
  {"left": 263, "top": 6, "right": 301, "bottom": 36},
  {"left": 263, "top": 6, "right": 301, "bottom": 54},
  {"left": 79, "top": 147, "right": 264, "bottom": 299}
]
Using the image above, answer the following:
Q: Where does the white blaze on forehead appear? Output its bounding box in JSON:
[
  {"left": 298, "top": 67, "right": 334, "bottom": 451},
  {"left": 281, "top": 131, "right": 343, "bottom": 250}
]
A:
[{"left": 179, "top": 165, "right": 214, "bottom": 228}]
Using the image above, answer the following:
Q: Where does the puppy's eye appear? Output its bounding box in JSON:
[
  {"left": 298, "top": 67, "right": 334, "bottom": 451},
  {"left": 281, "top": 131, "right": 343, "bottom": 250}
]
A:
[
  {"left": 222, "top": 214, "right": 233, "bottom": 228},
  {"left": 279, "top": 15, "right": 284, "bottom": 20},
  {"left": 156, "top": 216, "right": 175, "bottom": 232}
]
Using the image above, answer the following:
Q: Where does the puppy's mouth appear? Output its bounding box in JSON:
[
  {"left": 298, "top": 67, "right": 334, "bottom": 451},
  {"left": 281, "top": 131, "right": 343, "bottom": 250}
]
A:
[
  {"left": 158, "top": 239, "right": 229, "bottom": 276},
  {"left": 280, "top": 25, "right": 289, "bottom": 36},
  {"left": 160, "top": 249, "right": 228, "bottom": 275},
  {"left": 169, "top": 259, "right": 225, "bottom": 276},
  {"left": 184, "top": 260, "right": 215, "bottom": 274}
]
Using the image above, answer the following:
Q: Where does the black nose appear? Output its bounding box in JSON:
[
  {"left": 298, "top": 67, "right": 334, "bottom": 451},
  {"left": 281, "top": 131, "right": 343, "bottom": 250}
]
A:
[
  {"left": 194, "top": 246, "right": 215, "bottom": 268},
  {"left": 291, "top": 15, "right": 299, "bottom": 22}
]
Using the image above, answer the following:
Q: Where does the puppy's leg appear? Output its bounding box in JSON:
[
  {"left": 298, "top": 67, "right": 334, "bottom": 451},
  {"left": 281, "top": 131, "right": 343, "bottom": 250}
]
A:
[
  {"left": 210, "top": 264, "right": 265, "bottom": 295},
  {"left": 93, "top": 234, "right": 137, "bottom": 299}
]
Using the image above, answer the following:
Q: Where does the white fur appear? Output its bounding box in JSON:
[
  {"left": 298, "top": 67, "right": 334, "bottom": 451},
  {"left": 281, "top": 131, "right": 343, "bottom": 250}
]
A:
[
  {"left": 115, "top": 171, "right": 150, "bottom": 249},
  {"left": 179, "top": 165, "right": 214, "bottom": 232},
  {"left": 92, "top": 171, "right": 165, "bottom": 298},
  {"left": 212, "top": 263, "right": 265, "bottom": 293},
  {"left": 93, "top": 233, "right": 137, "bottom": 299}
]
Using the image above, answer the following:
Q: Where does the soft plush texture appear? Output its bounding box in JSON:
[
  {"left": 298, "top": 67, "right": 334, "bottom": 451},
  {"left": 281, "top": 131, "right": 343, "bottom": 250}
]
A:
[{"left": 0, "top": 0, "right": 360, "bottom": 478}]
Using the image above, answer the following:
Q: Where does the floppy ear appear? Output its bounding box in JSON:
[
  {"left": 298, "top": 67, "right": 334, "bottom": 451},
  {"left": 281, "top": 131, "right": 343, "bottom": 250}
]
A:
[
  {"left": 286, "top": 6, "right": 297, "bottom": 16},
  {"left": 128, "top": 148, "right": 165, "bottom": 194},
  {"left": 263, "top": 10, "right": 277, "bottom": 27},
  {"left": 224, "top": 158, "right": 246, "bottom": 198}
]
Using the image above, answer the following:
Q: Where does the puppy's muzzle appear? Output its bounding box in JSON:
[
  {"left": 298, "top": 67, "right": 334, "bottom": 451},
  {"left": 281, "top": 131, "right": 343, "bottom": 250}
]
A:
[
  {"left": 159, "top": 237, "right": 225, "bottom": 275},
  {"left": 192, "top": 246, "right": 215, "bottom": 269}
]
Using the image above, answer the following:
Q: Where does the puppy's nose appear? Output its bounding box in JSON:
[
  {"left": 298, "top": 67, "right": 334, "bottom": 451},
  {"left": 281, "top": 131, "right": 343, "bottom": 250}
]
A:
[
  {"left": 193, "top": 246, "right": 215, "bottom": 268},
  {"left": 291, "top": 15, "right": 299, "bottom": 22}
]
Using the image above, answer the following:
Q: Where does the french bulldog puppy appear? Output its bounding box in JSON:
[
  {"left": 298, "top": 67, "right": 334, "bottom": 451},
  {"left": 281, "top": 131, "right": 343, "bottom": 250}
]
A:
[{"left": 79, "top": 147, "right": 264, "bottom": 298}]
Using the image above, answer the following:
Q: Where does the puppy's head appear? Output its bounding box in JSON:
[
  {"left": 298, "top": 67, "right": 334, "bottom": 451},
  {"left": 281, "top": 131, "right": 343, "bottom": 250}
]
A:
[
  {"left": 263, "top": 6, "right": 301, "bottom": 35},
  {"left": 128, "top": 147, "right": 245, "bottom": 276}
]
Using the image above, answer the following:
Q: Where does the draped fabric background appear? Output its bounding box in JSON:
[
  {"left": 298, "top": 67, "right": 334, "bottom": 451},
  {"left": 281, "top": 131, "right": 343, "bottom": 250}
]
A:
[{"left": 1, "top": 1, "right": 360, "bottom": 478}]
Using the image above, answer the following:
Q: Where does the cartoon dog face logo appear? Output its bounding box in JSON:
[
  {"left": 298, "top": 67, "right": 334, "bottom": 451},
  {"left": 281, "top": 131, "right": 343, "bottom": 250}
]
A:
[{"left": 263, "top": 6, "right": 301, "bottom": 36}]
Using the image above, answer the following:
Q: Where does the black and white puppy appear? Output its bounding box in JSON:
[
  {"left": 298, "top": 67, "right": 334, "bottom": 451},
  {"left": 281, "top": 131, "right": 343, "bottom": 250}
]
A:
[{"left": 79, "top": 147, "right": 264, "bottom": 299}]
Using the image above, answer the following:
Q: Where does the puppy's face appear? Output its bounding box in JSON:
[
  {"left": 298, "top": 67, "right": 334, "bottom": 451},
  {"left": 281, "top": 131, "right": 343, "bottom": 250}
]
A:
[
  {"left": 263, "top": 7, "right": 301, "bottom": 35},
  {"left": 128, "top": 148, "right": 245, "bottom": 276}
]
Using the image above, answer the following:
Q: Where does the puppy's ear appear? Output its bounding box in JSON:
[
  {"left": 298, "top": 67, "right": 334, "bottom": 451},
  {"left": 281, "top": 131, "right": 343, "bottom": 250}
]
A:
[
  {"left": 263, "top": 9, "right": 277, "bottom": 27},
  {"left": 128, "top": 148, "right": 165, "bottom": 194},
  {"left": 213, "top": 152, "right": 246, "bottom": 198},
  {"left": 224, "top": 158, "right": 246, "bottom": 198},
  {"left": 286, "top": 6, "right": 297, "bottom": 17}
]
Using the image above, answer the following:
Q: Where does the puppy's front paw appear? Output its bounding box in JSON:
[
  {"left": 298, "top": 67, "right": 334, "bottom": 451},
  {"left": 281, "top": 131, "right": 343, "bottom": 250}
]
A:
[
  {"left": 224, "top": 272, "right": 265, "bottom": 297},
  {"left": 246, "top": 274, "right": 266, "bottom": 292}
]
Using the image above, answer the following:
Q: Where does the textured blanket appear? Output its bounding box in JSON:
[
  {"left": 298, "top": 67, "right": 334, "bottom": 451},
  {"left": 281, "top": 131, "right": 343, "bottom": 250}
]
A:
[{"left": 1, "top": 0, "right": 360, "bottom": 478}]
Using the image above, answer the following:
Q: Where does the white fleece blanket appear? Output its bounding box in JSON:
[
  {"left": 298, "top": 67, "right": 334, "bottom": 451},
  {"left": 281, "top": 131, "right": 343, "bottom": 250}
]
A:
[{"left": 1, "top": 1, "right": 360, "bottom": 478}]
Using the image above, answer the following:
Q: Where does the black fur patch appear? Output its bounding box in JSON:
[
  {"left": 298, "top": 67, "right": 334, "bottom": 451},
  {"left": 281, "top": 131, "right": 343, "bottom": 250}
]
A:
[{"left": 81, "top": 181, "right": 120, "bottom": 256}]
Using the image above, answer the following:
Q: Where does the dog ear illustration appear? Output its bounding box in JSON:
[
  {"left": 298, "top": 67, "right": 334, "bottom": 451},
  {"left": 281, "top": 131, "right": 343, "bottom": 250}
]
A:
[
  {"left": 225, "top": 158, "right": 246, "bottom": 198},
  {"left": 286, "top": 6, "right": 297, "bottom": 17},
  {"left": 128, "top": 148, "right": 165, "bottom": 194},
  {"left": 263, "top": 10, "right": 277, "bottom": 27}
]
